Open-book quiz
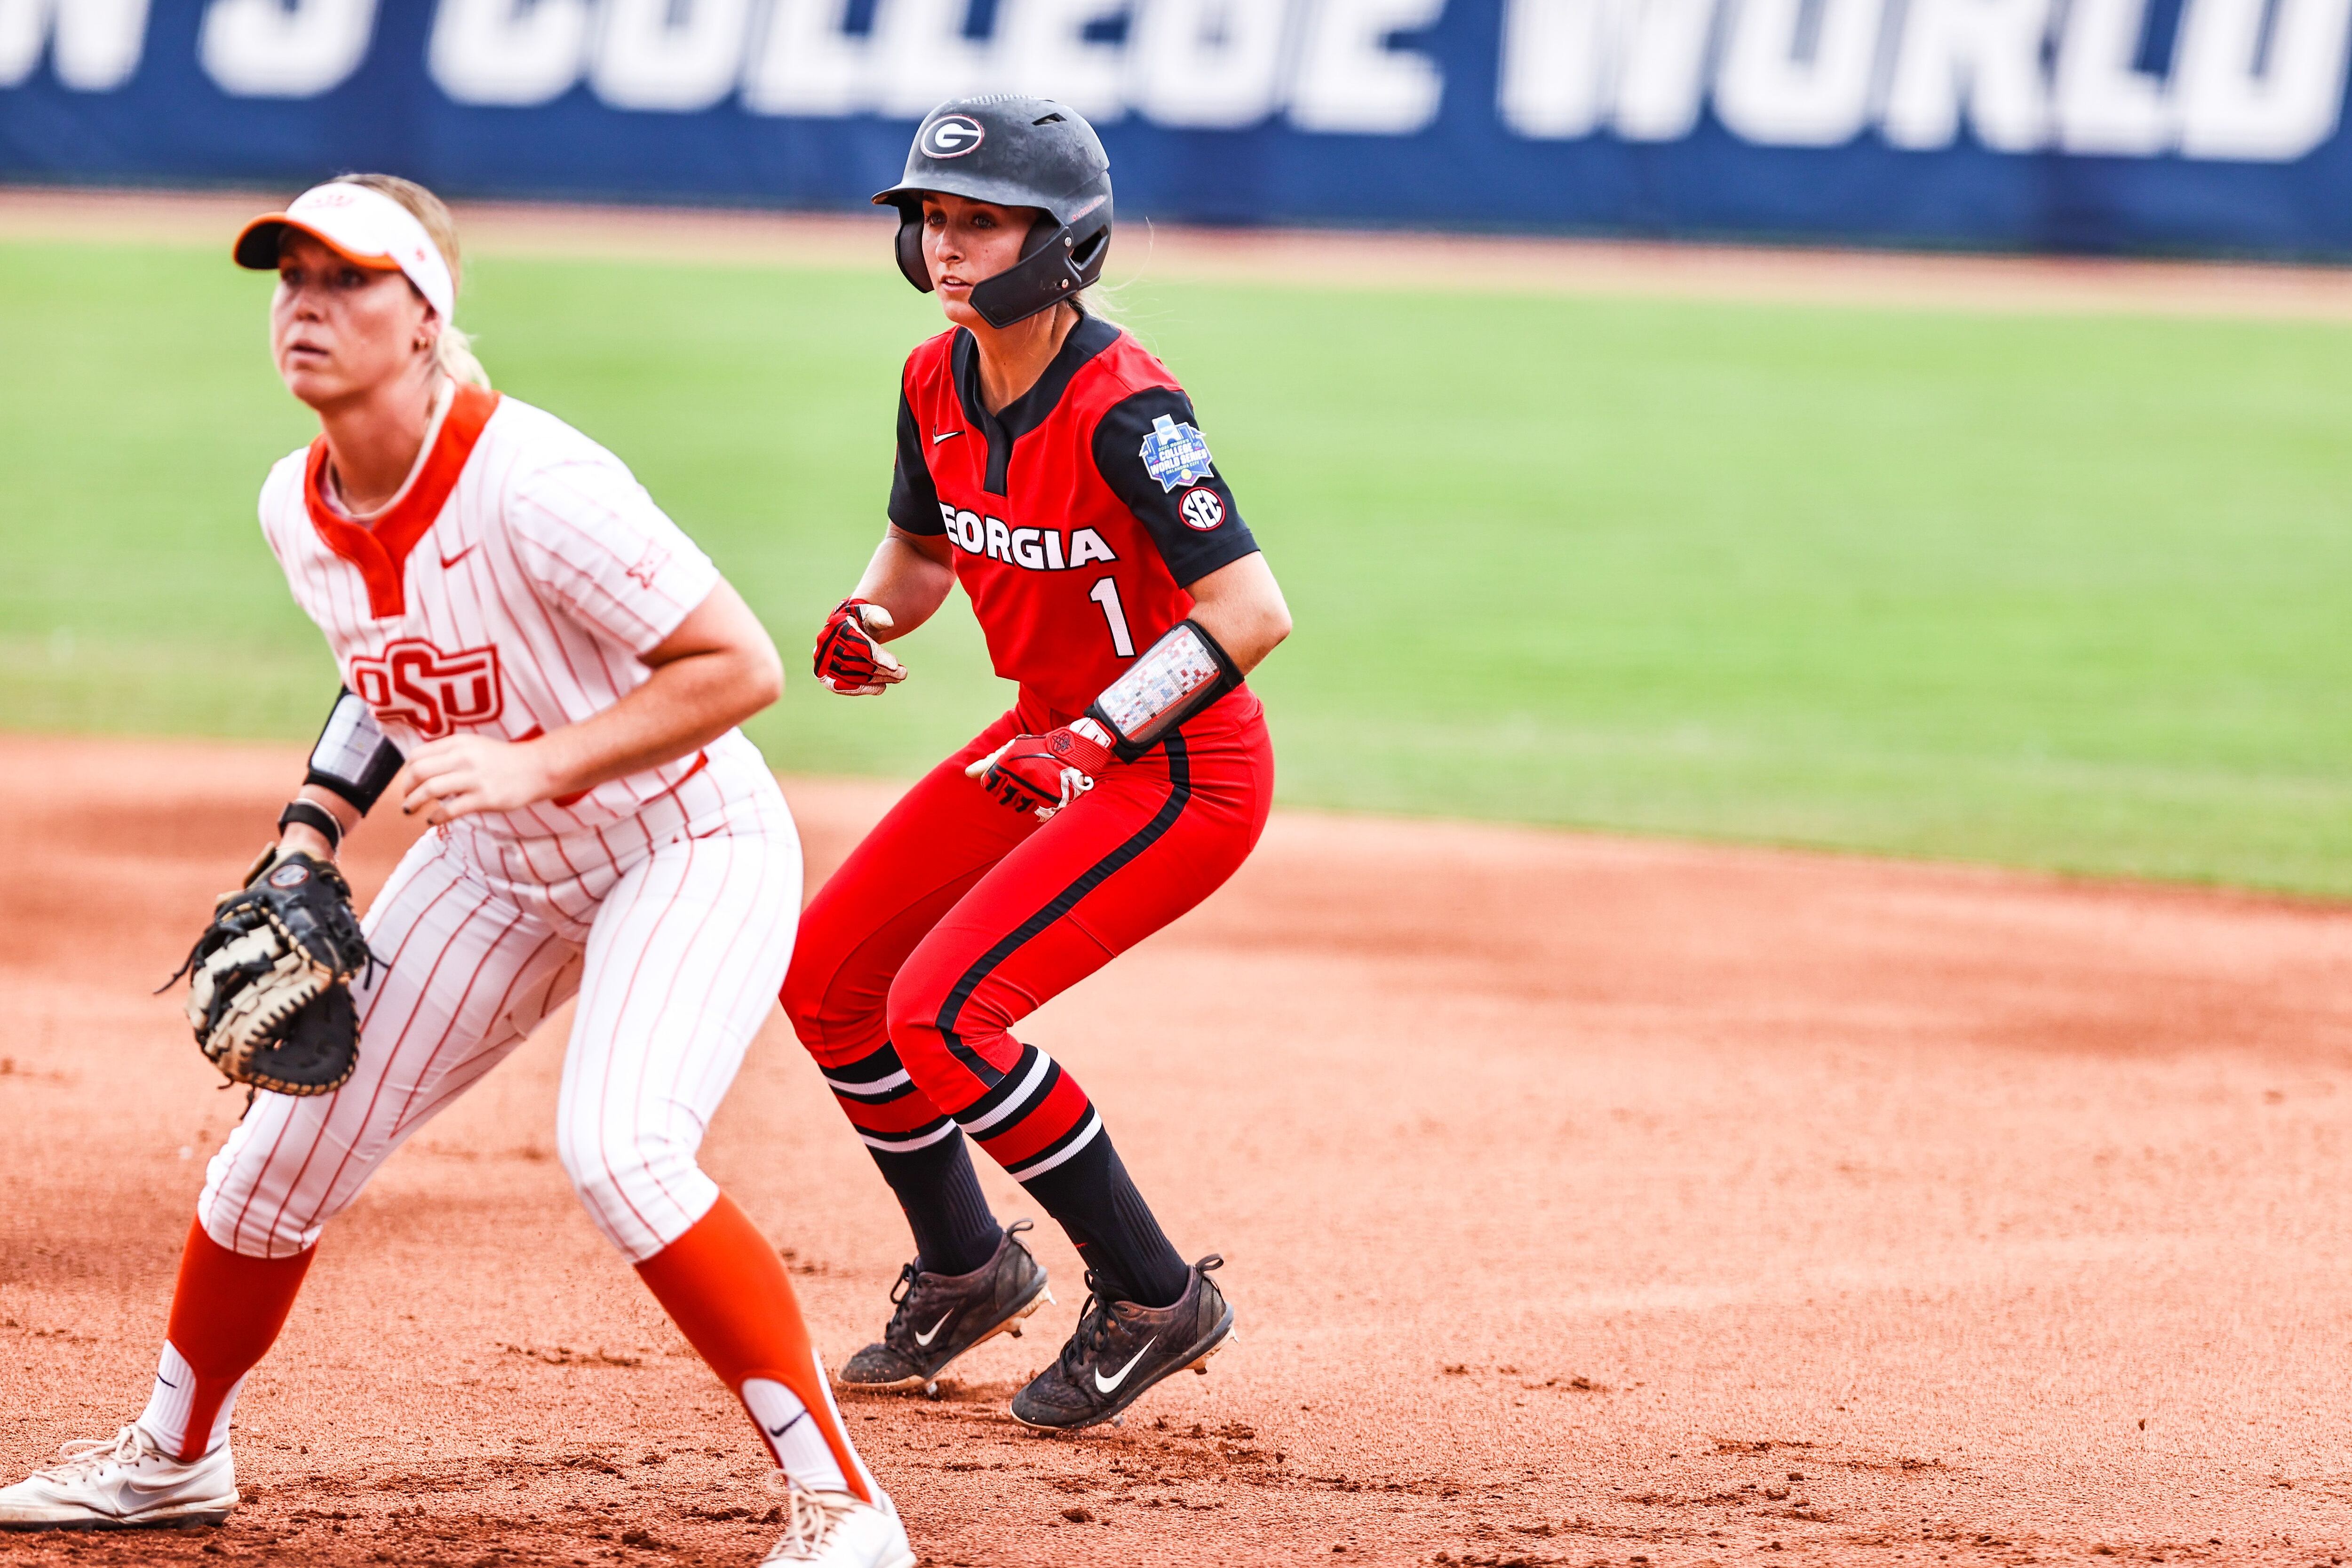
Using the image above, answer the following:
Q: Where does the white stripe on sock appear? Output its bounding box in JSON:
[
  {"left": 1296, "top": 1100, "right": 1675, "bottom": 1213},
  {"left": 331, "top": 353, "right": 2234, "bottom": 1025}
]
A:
[
  {"left": 858, "top": 1120, "right": 960, "bottom": 1154},
  {"left": 740, "top": 1378, "right": 848, "bottom": 1495},
  {"left": 808, "top": 1359, "right": 877, "bottom": 1501},
  {"left": 205, "top": 1373, "right": 246, "bottom": 1455},
  {"left": 823, "top": 1068, "right": 911, "bottom": 1096},
  {"left": 959, "top": 1051, "right": 1054, "bottom": 1136},
  {"left": 137, "top": 1342, "right": 198, "bottom": 1458},
  {"left": 1004, "top": 1110, "right": 1104, "bottom": 1180}
]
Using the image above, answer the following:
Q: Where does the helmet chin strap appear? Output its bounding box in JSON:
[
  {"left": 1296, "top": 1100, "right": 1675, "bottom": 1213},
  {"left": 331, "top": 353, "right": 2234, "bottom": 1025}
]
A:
[
  {"left": 890, "top": 205, "right": 1110, "bottom": 329},
  {"left": 969, "top": 217, "right": 1110, "bottom": 329}
]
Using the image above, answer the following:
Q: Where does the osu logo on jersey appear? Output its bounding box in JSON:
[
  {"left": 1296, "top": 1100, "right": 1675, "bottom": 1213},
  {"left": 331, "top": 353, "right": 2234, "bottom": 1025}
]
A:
[{"left": 350, "top": 638, "right": 504, "bottom": 740}]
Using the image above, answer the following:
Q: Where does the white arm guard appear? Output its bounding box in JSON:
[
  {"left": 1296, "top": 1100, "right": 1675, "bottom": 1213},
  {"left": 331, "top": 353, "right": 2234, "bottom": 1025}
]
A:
[
  {"left": 1084, "top": 620, "right": 1243, "bottom": 762},
  {"left": 305, "top": 690, "right": 406, "bottom": 813}
]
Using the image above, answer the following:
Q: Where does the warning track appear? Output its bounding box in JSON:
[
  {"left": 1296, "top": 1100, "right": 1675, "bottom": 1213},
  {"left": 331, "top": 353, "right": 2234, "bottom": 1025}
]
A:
[{"left": 6, "top": 183, "right": 2352, "bottom": 318}]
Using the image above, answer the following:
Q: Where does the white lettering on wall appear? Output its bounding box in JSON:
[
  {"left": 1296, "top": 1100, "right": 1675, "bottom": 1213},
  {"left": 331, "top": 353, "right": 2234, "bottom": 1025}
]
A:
[
  {"left": 998, "top": 0, "right": 1129, "bottom": 119},
  {"left": 1288, "top": 0, "right": 1446, "bottom": 134},
  {"left": 742, "top": 0, "right": 871, "bottom": 116},
  {"left": 1882, "top": 0, "right": 2053, "bottom": 151},
  {"left": 200, "top": 0, "right": 377, "bottom": 98},
  {"left": 2175, "top": 0, "right": 2352, "bottom": 159},
  {"left": 1613, "top": 0, "right": 1717, "bottom": 139},
  {"left": 0, "top": 0, "right": 149, "bottom": 91},
  {"left": 1499, "top": 0, "right": 1612, "bottom": 137},
  {"left": 592, "top": 0, "right": 756, "bottom": 111},
  {"left": 869, "top": 0, "right": 991, "bottom": 119},
  {"left": 1715, "top": 0, "right": 1885, "bottom": 145},
  {"left": 2054, "top": 0, "right": 2173, "bottom": 152},
  {"left": 385, "top": 0, "right": 2352, "bottom": 166},
  {"left": 1126, "top": 0, "right": 1293, "bottom": 129},
  {"left": 428, "top": 0, "right": 590, "bottom": 107},
  {"left": 1496, "top": 0, "right": 1718, "bottom": 142}
]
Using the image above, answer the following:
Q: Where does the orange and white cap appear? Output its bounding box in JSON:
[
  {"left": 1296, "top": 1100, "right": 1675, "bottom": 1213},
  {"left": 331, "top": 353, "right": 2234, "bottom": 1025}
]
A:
[{"left": 233, "top": 182, "right": 454, "bottom": 324}]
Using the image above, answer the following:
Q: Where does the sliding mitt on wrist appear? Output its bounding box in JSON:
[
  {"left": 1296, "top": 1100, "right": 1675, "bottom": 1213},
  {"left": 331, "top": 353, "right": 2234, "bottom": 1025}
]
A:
[{"left": 968, "top": 619, "right": 1243, "bottom": 821}]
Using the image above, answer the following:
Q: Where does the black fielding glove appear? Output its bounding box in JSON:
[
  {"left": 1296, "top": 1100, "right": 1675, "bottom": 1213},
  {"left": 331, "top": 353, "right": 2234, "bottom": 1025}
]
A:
[{"left": 172, "top": 847, "right": 373, "bottom": 1097}]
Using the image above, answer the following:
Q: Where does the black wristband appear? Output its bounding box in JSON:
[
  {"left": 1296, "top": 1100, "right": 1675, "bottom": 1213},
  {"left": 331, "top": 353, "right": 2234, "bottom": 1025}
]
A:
[{"left": 278, "top": 800, "right": 343, "bottom": 853}]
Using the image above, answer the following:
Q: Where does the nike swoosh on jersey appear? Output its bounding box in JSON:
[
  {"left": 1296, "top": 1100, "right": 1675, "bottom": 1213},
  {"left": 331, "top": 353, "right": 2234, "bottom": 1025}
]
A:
[
  {"left": 438, "top": 542, "right": 479, "bottom": 570},
  {"left": 1093, "top": 1336, "right": 1159, "bottom": 1394},
  {"left": 932, "top": 430, "right": 962, "bottom": 444},
  {"left": 913, "top": 1310, "right": 955, "bottom": 1346}
]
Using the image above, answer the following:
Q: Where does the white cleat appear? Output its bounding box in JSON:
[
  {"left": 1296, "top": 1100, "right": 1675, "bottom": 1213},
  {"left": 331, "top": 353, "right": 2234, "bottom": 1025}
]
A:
[
  {"left": 0, "top": 1425, "right": 238, "bottom": 1531},
  {"left": 759, "top": 1482, "right": 915, "bottom": 1568}
]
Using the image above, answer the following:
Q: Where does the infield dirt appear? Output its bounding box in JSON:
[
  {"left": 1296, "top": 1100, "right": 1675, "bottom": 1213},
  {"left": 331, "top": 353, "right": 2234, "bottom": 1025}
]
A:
[{"left": 1, "top": 732, "right": 2347, "bottom": 1568}]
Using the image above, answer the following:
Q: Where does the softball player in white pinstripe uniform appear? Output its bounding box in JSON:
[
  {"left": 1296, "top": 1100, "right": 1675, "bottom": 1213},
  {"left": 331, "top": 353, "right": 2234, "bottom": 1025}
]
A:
[{"left": 0, "top": 177, "right": 913, "bottom": 1568}]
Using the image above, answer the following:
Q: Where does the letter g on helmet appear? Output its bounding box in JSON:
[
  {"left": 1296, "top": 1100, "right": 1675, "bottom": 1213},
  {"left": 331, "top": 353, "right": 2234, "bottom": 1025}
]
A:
[{"left": 919, "top": 114, "right": 987, "bottom": 159}]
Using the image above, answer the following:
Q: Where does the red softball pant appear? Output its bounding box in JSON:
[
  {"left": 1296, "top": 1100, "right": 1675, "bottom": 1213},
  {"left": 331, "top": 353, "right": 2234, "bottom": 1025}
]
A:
[{"left": 783, "top": 686, "right": 1273, "bottom": 1178}]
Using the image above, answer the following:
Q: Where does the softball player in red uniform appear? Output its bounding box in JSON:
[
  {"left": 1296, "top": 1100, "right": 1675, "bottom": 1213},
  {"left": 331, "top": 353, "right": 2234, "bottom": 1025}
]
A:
[
  {"left": 785, "top": 98, "right": 1293, "bottom": 1431},
  {"left": 0, "top": 176, "right": 910, "bottom": 1568}
]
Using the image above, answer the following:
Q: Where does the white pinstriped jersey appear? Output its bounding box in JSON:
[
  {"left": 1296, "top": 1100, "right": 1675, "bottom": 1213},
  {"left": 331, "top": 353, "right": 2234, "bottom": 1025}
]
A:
[{"left": 259, "top": 384, "right": 767, "bottom": 841}]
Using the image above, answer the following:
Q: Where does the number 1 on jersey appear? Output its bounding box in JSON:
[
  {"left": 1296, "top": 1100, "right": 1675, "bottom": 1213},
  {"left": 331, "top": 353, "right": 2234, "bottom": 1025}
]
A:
[{"left": 1088, "top": 575, "right": 1136, "bottom": 658}]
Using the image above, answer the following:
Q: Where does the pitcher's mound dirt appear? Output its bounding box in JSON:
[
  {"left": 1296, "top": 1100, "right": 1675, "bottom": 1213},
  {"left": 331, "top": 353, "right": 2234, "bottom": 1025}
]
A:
[{"left": 1, "top": 733, "right": 2346, "bottom": 1567}]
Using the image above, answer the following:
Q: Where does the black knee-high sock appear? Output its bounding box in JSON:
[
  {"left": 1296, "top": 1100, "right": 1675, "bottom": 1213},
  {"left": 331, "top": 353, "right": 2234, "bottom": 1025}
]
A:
[
  {"left": 868, "top": 1133, "right": 1001, "bottom": 1277},
  {"left": 1018, "top": 1134, "right": 1191, "bottom": 1309},
  {"left": 950, "top": 1043, "right": 1191, "bottom": 1309}
]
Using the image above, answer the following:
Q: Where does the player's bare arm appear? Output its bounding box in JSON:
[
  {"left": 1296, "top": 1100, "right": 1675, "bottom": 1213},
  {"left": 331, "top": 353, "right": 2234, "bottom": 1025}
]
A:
[
  {"left": 398, "top": 579, "right": 783, "bottom": 825},
  {"left": 811, "top": 526, "right": 954, "bottom": 694},
  {"left": 858, "top": 526, "right": 957, "bottom": 631},
  {"left": 1176, "top": 552, "right": 1291, "bottom": 675}
]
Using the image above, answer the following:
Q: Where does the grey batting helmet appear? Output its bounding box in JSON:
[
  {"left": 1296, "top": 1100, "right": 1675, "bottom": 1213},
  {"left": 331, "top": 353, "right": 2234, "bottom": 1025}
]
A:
[{"left": 872, "top": 96, "right": 1113, "bottom": 329}]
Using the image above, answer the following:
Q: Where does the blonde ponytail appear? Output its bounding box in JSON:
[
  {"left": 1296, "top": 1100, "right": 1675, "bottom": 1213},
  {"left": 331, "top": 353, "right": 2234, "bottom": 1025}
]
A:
[
  {"left": 434, "top": 323, "right": 491, "bottom": 391},
  {"left": 330, "top": 172, "right": 491, "bottom": 390}
]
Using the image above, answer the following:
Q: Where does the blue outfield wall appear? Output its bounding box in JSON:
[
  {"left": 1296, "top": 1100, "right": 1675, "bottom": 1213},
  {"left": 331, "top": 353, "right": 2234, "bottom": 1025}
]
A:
[{"left": 3, "top": 0, "right": 2350, "bottom": 256}]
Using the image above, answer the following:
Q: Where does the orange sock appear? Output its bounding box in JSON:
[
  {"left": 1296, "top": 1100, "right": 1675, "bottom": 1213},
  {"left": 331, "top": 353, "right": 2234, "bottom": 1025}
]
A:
[
  {"left": 138, "top": 1219, "right": 316, "bottom": 1460},
  {"left": 635, "top": 1193, "right": 874, "bottom": 1502}
]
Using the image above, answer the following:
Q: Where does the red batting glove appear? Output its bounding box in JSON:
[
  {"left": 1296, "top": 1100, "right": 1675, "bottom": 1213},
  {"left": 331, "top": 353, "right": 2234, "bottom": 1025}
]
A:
[
  {"left": 964, "top": 722, "right": 1116, "bottom": 822},
  {"left": 812, "top": 598, "right": 905, "bottom": 695}
]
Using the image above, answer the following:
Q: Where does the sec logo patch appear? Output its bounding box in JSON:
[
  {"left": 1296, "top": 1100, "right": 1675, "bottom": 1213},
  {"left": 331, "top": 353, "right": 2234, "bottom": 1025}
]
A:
[{"left": 1178, "top": 487, "right": 1226, "bottom": 531}]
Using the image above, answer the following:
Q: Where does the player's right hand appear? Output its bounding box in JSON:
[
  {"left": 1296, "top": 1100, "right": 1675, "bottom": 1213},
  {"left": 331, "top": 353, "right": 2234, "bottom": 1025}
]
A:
[{"left": 813, "top": 598, "right": 906, "bottom": 696}]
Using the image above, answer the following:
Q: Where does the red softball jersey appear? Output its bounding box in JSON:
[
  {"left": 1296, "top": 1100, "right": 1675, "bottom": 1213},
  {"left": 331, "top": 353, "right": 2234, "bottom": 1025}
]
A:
[{"left": 888, "top": 316, "right": 1261, "bottom": 719}]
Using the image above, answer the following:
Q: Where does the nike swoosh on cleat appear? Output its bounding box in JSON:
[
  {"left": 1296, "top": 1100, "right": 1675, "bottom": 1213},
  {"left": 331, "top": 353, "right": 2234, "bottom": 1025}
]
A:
[
  {"left": 1093, "top": 1336, "right": 1159, "bottom": 1395},
  {"left": 912, "top": 1311, "right": 954, "bottom": 1347},
  {"left": 932, "top": 430, "right": 961, "bottom": 444}
]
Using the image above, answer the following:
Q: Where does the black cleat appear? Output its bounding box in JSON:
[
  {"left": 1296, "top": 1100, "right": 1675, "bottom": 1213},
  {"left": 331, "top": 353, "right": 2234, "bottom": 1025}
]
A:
[
  {"left": 839, "top": 1221, "right": 1052, "bottom": 1393},
  {"left": 1009, "top": 1256, "right": 1235, "bottom": 1432}
]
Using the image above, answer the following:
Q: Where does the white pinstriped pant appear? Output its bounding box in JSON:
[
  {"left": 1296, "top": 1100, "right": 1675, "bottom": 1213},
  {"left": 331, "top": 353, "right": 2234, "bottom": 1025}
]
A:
[{"left": 197, "top": 757, "right": 799, "bottom": 1264}]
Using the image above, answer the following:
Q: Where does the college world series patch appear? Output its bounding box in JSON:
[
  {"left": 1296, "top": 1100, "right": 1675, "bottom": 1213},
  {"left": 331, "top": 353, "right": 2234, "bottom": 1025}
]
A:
[{"left": 1140, "top": 414, "right": 1214, "bottom": 492}]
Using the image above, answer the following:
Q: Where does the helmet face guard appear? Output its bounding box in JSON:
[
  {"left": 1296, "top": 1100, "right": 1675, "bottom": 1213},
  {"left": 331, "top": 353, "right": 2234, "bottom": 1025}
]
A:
[{"left": 876, "top": 96, "right": 1114, "bottom": 329}]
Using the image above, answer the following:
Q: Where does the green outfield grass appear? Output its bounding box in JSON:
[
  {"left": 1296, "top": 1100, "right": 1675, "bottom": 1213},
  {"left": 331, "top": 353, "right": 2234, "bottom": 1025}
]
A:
[{"left": 4, "top": 237, "right": 2349, "bottom": 894}]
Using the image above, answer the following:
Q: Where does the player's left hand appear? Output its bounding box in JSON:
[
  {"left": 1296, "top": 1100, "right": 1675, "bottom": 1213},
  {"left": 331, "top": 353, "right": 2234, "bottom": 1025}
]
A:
[
  {"left": 965, "top": 723, "right": 1115, "bottom": 822},
  {"left": 397, "top": 735, "right": 560, "bottom": 825}
]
